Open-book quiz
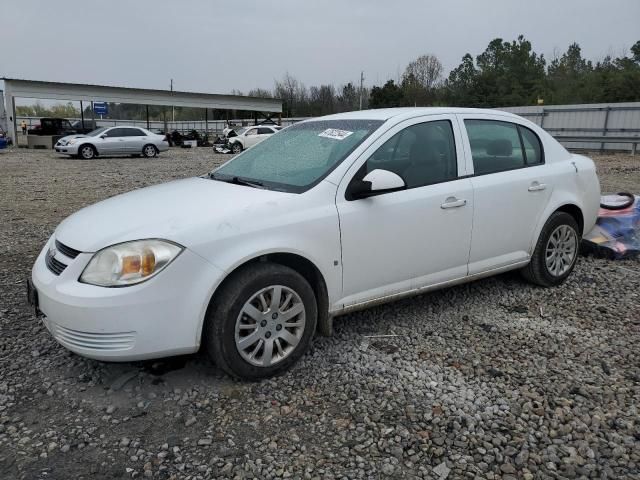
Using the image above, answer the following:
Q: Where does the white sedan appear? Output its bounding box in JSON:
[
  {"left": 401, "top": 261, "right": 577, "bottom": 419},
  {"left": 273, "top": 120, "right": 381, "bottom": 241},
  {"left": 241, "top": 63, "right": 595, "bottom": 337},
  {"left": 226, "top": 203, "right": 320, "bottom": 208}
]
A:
[
  {"left": 55, "top": 126, "right": 169, "bottom": 159},
  {"left": 30, "top": 108, "right": 600, "bottom": 379},
  {"left": 226, "top": 125, "right": 282, "bottom": 154}
]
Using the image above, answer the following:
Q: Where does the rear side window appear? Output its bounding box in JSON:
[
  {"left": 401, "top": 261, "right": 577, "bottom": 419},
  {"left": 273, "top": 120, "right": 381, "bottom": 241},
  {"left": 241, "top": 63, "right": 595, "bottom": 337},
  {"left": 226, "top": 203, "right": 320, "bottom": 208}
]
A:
[
  {"left": 465, "top": 120, "right": 545, "bottom": 174},
  {"left": 520, "top": 126, "right": 543, "bottom": 165},
  {"left": 465, "top": 120, "right": 524, "bottom": 175},
  {"left": 258, "top": 127, "right": 274, "bottom": 134}
]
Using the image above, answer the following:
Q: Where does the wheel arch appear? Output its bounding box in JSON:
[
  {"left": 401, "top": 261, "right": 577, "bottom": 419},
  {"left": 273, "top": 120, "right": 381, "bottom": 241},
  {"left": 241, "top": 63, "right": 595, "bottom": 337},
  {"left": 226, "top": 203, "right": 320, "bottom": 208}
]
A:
[
  {"left": 200, "top": 251, "right": 332, "bottom": 346},
  {"left": 530, "top": 200, "right": 585, "bottom": 255},
  {"left": 79, "top": 142, "right": 98, "bottom": 157},
  {"left": 555, "top": 203, "right": 584, "bottom": 235}
]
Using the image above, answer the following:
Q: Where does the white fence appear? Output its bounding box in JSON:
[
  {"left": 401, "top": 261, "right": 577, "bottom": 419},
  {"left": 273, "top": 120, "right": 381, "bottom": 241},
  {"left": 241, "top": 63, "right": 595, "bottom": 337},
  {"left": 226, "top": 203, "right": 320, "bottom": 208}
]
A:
[{"left": 500, "top": 102, "right": 640, "bottom": 152}]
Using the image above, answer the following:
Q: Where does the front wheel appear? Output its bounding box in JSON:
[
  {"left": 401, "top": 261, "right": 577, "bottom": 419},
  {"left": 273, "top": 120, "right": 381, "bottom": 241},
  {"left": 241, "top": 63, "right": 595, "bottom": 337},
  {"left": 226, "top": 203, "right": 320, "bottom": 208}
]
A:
[
  {"left": 204, "top": 263, "right": 317, "bottom": 380},
  {"left": 79, "top": 144, "right": 96, "bottom": 160},
  {"left": 231, "top": 142, "right": 243, "bottom": 154},
  {"left": 521, "top": 211, "right": 580, "bottom": 287}
]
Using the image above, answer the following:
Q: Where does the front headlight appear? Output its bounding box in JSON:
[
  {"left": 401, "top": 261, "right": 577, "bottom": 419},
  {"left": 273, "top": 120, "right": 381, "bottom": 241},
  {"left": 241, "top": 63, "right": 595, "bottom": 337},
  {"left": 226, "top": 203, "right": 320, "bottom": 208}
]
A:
[{"left": 80, "top": 239, "right": 183, "bottom": 287}]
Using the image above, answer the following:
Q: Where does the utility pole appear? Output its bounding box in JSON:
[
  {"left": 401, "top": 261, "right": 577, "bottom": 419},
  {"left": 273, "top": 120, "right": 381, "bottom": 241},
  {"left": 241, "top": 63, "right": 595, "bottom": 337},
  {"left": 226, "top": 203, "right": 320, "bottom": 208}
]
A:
[
  {"left": 170, "top": 79, "right": 174, "bottom": 123},
  {"left": 359, "top": 71, "right": 365, "bottom": 110}
]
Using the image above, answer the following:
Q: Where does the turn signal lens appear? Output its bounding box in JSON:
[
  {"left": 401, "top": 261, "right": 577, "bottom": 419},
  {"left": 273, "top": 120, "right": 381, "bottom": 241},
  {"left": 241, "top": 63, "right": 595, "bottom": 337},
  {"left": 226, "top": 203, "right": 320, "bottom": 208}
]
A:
[
  {"left": 141, "top": 250, "right": 156, "bottom": 276},
  {"left": 80, "top": 240, "right": 182, "bottom": 287}
]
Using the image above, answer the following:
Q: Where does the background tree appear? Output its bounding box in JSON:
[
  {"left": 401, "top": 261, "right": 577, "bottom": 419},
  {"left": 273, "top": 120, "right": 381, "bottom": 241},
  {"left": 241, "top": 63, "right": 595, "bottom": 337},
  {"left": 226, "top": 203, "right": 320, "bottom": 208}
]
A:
[{"left": 369, "top": 80, "right": 404, "bottom": 108}]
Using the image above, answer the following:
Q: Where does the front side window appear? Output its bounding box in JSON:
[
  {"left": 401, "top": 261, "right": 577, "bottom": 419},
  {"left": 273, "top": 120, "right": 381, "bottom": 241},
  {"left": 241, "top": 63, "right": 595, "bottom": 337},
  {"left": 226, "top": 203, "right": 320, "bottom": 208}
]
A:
[
  {"left": 245, "top": 128, "right": 258, "bottom": 136},
  {"left": 212, "top": 119, "right": 383, "bottom": 193},
  {"left": 356, "top": 120, "right": 458, "bottom": 190},
  {"left": 258, "top": 127, "right": 274, "bottom": 135},
  {"left": 105, "top": 128, "right": 124, "bottom": 137}
]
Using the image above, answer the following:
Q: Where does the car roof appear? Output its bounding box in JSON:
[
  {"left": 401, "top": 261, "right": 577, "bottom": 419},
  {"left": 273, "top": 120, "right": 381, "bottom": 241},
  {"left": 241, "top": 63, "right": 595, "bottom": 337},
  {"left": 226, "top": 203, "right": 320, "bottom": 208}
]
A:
[{"left": 317, "top": 107, "right": 522, "bottom": 122}]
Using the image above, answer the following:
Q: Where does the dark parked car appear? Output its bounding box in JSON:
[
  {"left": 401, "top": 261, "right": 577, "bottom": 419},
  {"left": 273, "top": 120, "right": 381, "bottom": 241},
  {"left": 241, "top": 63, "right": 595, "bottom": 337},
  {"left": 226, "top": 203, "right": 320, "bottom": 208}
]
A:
[
  {"left": 70, "top": 119, "right": 98, "bottom": 134},
  {"left": 28, "top": 118, "right": 77, "bottom": 136}
]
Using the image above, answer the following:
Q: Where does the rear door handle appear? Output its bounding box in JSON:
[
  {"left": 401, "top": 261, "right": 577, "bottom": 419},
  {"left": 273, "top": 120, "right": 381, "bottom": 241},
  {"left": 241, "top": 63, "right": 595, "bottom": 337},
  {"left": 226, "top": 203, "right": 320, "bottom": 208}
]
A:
[
  {"left": 441, "top": 197, "right": 467, "bottom": 209},
  {"left": 528, "top": 182, "right": 547, "bottom": 192}
]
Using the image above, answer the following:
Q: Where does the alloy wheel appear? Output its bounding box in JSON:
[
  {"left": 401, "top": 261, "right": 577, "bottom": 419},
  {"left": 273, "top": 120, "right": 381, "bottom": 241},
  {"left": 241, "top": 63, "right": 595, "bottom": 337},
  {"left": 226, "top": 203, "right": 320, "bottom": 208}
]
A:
[
  {"left": 81, "top": 146, "right": 94, "bottom": 159},
  {"left": 545, "top": 225, "right": 577, "bottom": 277},
  {"left": 144, "top": 145, "right": 156, "bottom": 157},
  {"left": 234, "top": 285, "right": 306, "bottom": 367}
]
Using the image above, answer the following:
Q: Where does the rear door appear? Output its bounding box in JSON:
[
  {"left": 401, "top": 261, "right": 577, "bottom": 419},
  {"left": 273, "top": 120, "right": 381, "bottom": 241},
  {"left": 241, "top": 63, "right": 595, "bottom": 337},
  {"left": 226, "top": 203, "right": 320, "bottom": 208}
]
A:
[
  {"left": 122, "top": 127, "right": 148, "bottom": 153},
  {"left": 458, "top": 114, "right": 553, "bottom": 274},
  {"left": 257, "top": 127, "right": 275, "bottom": 145}
]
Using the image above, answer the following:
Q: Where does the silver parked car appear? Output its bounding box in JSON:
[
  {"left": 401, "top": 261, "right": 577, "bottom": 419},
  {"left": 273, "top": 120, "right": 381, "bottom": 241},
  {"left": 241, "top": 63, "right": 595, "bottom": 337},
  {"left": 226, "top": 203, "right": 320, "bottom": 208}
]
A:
[{"left": 55, "top": 126, "right": 169, "bottom": 159}]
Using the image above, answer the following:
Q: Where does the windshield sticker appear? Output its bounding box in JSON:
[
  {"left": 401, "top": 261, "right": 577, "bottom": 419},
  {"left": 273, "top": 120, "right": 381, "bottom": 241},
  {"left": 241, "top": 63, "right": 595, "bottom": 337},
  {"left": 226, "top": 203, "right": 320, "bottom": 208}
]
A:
[{"left": 318, "top": 128, "right": 354, "bottom": 140}]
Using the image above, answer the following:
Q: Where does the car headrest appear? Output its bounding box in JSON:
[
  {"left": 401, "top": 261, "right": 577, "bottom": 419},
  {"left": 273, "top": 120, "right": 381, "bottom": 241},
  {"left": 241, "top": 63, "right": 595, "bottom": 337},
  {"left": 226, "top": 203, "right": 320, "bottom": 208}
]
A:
[{"left": 486, "top": 139, "right": 512, "bottom": 156}]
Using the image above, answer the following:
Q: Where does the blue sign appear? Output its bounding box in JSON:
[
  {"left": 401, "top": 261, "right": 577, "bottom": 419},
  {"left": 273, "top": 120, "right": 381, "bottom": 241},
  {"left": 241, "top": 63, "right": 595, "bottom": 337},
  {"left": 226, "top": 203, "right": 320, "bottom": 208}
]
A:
[{"left": 93, "top": 102, "right": 108, "bottom": 115}]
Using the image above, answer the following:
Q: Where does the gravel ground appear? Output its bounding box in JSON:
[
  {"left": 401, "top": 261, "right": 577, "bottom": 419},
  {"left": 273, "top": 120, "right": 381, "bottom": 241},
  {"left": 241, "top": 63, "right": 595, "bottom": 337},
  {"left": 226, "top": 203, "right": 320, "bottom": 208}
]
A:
[{"left": 0, "top": 148, "right": 638, "bottom": 480}]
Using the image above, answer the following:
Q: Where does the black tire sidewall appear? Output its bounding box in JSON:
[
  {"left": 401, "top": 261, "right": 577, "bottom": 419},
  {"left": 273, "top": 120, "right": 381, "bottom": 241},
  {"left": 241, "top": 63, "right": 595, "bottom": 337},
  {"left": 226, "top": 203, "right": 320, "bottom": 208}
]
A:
[
  {"left": 206, "top": 264, "right": 317, "bottom": 379},
  {"left": 231, "top": 143, "right": 242, "bottom": 154},
  {"left": 80, "top": 144, "right": 95, "bottom": 159},
  {"left": 532, "top": 212, "right": 580, "bottom": 286},
  {"left": 143, "top": 144, "right": 157, "bottom": 158}
]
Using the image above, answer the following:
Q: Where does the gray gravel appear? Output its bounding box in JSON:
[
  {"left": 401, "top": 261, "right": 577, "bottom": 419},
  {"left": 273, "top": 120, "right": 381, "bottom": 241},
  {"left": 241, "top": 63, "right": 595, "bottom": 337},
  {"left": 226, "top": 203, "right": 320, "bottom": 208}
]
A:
[{"left": 0, "top": 148, "right": 639, "bottom": 479}]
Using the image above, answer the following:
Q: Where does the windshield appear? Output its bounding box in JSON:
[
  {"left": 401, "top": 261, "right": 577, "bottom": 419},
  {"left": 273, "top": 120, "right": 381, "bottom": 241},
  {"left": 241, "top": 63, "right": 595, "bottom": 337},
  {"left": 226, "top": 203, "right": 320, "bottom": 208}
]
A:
[
  {"left": 86, "top": 127, "right": 108, "bottom": 137},
  {"left": 212, "top": 119, "right": 383, "bottom": 193}
]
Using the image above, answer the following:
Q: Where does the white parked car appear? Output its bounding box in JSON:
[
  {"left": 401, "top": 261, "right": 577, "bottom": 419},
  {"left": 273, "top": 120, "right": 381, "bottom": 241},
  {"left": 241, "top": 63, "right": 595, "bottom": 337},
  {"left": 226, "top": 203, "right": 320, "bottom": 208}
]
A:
[
  {"left": 55, "top": 126, "right": 169, "bottom": 159},
  {"left": 226, "top": 125, "right": 282, "bottom": 154},
  {"left": 30, "top": 108, "right": 600, "bottom": 379}
]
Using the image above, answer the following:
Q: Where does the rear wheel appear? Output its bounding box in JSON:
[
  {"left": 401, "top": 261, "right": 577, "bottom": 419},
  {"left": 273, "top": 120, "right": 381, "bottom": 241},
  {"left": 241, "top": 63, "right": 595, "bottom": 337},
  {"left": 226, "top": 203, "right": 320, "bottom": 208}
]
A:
[
  {"left": 79, "top": 144, "right": 96, "bottom": 160},
  {"left": 521, "top": 212, "right": 580, "bottom": 287},
  {"left": 142, "top": 144, "right": 158, "bottom": 158},
  {"left": 204, "top": 263, "right": 317, "bottom": 380}
]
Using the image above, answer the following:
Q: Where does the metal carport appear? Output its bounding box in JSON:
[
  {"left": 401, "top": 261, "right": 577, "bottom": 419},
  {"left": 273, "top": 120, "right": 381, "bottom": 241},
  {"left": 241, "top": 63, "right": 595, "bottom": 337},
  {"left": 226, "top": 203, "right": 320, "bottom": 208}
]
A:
[{"left": 1, "top": 78, "right": 282, "bottom": 144}]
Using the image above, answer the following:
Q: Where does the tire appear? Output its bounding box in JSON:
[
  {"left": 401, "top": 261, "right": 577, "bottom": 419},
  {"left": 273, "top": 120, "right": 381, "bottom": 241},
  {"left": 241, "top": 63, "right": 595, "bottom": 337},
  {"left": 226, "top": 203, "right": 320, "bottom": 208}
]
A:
[
  {"left": 521, "top": 212, "right": 580, "bottom": 287},
  {"left": 142, "top": 144, "right": 158, "bottom": 158},
  {"left": 79, "top": 144, "right": 96, "bottom": 160},
  {"left": 231, "top": 142, "right": 243, "bottom": 154},
  {"left": 204, "top": 263, "right": 317, "bottom": 380}
]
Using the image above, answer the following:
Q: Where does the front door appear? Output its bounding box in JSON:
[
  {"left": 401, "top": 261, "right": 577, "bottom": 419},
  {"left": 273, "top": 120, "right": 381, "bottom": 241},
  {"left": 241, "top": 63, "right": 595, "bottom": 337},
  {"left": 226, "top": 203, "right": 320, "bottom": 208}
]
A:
[
  {"left": 458, "top": 115, "right": 553, "bottom": 274},
  {"left": 98, "top": 128, "right": 127, "bottom": 154},
  {"left": 335, "top": 115, "right": 474, "bottom": 308},
  {"left": 243, "top": 128, "right": 259, "bottom": 148}
]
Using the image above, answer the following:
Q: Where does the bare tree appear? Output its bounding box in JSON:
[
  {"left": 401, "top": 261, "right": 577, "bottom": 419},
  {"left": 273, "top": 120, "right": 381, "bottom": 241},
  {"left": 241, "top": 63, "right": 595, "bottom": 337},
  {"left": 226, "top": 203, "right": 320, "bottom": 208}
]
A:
[{"left": 404, "top": 54, "right": 444, "bottom": 90}]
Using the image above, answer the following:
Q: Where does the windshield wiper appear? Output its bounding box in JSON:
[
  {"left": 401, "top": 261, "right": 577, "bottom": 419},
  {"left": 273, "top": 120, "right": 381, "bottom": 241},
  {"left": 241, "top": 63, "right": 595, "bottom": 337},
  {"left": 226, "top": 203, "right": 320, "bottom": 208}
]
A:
[{"left": 208, "top": 173, "right": 264, "bottom": 188}]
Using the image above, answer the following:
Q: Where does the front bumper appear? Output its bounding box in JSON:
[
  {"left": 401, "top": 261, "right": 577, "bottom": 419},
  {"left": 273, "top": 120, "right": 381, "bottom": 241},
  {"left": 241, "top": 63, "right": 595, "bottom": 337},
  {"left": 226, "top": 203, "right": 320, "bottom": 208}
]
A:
[
  {"left": 31, "top": 237, "right": 225, "bottom": 361},
  {"left": 54, "top": 143, "right": 80, "bottom": 154}
]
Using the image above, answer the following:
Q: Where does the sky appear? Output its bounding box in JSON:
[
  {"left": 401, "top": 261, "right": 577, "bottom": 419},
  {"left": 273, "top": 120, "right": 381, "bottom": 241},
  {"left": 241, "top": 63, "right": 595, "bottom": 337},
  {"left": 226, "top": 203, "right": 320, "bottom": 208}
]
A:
[{"left": 1, "top": 0, "right": 639, "bottom": 100}]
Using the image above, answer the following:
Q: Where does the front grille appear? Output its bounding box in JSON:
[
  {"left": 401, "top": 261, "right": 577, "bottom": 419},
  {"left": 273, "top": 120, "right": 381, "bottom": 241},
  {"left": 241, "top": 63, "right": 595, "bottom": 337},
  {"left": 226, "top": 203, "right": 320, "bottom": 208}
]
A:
[
  {"left": 55, "top": 240, "right": 81, "bottom": 259},
  {"left": 45, "top": 253, "right": 67, "bottom": 275},
  {"left": 49, "top": 323, "right": 135, "bottom": 352}
]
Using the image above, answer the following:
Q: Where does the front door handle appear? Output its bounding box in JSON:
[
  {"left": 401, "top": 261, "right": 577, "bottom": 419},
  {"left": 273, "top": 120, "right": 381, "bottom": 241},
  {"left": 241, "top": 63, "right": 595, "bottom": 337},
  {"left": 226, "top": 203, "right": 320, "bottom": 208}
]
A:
[
  {"left": 528, "top": 181, "right": 547, "bottom": 192},
  {"left": 441, "top": 197, "right": 467, "bottom": 209}
]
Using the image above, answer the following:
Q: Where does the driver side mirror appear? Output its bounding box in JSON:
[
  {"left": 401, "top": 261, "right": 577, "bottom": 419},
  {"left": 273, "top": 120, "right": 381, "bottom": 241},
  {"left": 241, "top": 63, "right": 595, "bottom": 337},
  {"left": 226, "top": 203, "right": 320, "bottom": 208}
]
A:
[
  {"left": 100, "top": 134, "right": 107, "bottom": 139},
  {"left": 348, "top": 169, "right": 406, "bottom": 200}
]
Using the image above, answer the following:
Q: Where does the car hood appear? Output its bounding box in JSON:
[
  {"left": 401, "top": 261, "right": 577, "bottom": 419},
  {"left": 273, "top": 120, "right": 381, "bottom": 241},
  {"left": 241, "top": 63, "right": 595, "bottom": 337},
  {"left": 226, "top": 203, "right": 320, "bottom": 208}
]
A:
[
  {"left": 54, "top": 177, "right": 292, "bottom": 253},
  {"left": 58, "top": 134, "right": 89, "bottom": 142}
]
